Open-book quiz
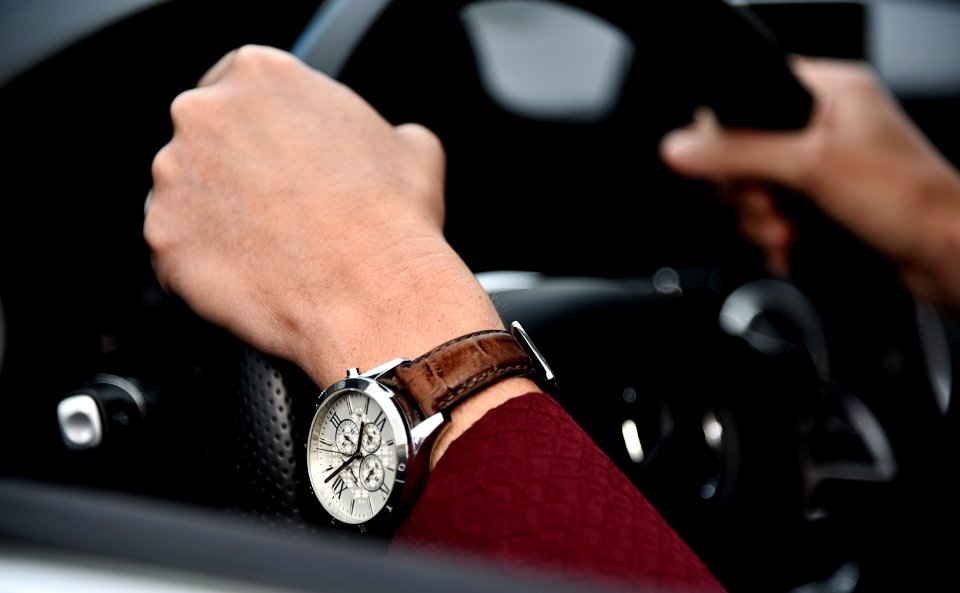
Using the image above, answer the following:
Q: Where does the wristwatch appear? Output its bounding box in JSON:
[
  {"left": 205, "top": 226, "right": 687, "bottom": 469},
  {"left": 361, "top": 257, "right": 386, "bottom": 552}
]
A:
[{"left": 305, "top": 321, "right": 554, "bottom": 532}]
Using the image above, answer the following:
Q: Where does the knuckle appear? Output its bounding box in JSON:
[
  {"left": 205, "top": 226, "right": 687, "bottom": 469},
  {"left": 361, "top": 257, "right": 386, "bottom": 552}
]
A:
[
  {"left": 399, "top": 123, "right": 446, "bottom": 164},
  {"left": 149, "top": 143, "right": 175, "bottom": 188},
  {"left": 169, "top": 88, "right": 207, "bottom": 126},
  {"left": 231, "top": 44, "right": 266, "bottom": 68},
  {"left": 142, "top": 203, "right": 165, "bottom": 253},
  {"left": 232, "top": 44, "right": 296, "bottom": 76}
]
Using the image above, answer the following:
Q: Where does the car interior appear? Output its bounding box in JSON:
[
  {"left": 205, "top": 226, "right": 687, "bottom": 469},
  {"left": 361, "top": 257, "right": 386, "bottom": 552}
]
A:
[{"left": 1, "top": 1, "right": 959, "bottom": 592}]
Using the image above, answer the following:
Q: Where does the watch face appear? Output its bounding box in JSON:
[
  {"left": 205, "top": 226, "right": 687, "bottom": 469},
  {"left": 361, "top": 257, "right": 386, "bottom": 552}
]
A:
[{"left": 306, "top": 379, "right": 409, "bottom": 526}]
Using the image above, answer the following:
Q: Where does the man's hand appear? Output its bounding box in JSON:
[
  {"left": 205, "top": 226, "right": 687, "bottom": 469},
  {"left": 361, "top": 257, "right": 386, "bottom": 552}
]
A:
[
  {"left": 145, "top": 45, "right": 531, "bottom": 468},
  {"left": 659, "top": 57, "right": 960, "bottom": 312}
]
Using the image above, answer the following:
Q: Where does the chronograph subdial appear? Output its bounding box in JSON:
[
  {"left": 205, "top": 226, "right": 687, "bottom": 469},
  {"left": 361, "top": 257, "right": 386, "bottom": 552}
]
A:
[
  {"left": 335, "top": 419, "right": 360, "bottom": 454},
  {"left": 359, "top": 454, "right": 385, "bottom": 491}
]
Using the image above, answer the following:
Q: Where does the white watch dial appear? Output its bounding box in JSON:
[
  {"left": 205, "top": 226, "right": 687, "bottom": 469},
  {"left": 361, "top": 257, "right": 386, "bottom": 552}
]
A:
[{"left": 307, "top": 387, "right": 401, "bottom": 525}]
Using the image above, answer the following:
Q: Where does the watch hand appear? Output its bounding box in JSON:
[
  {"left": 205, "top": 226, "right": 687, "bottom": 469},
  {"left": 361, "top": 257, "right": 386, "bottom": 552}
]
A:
[
  {"left": 324, "top": 453, "right": 356, "bottom": 483},
  {"left": 324, "top": 422, "right": 365, "bottom": 484},
  {"left": 342, "top": 430, "right": 357, "bottom": 447}
]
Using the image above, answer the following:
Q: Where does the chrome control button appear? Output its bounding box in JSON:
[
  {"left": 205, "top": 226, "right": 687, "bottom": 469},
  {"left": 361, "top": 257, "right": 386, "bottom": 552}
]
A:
[{"left": 57, "top": 394, "right": 103, "bottom": 450}]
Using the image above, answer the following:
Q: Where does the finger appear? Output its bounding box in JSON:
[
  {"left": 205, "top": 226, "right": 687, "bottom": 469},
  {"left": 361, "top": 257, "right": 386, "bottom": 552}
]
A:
[
  {"left": 727, "top": 183, "right": 795, "bottom": 277},
  {"left": 197, "top": 48, "right": 239, "bottom": 87},
  {"left": 791, "top": 54, "right": 874, "bottom": 89},
  {"left": 729, "top": 184, "right": 791, "bottom": 246},
  {"left": 659, "top": 116, "right": 812, "bottom": 189}
]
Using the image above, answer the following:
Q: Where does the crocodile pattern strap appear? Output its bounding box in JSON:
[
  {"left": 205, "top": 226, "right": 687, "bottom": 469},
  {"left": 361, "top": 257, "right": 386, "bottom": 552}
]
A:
[{"left": 392, "top": 329, "right": 536, "bottom": 417}]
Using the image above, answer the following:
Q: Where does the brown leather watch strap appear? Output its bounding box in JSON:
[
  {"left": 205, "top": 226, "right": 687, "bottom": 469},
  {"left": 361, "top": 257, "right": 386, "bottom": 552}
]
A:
[{"left": 392, "top": 329, "right": 537, "bottom": 417}]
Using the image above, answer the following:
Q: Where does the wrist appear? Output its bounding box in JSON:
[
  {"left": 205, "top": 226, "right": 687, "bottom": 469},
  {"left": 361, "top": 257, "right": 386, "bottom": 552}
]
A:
[
  {"left": 292, "top": 238, "right": 505, "bottom": 388},
  {"left": 896, "top": 162, "right": 960, "bottom": 313}
]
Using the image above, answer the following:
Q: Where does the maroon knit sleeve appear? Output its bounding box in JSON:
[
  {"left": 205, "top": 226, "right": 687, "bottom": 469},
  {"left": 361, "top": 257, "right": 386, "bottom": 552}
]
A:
[{"left": 389, "top": 392, "right": 727, "bottom": 593}]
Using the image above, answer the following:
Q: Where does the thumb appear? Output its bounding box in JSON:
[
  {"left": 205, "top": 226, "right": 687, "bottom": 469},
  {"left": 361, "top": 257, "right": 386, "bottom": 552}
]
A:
[{"left": 659, "top": 110, "right": 811, "bottom": 190}]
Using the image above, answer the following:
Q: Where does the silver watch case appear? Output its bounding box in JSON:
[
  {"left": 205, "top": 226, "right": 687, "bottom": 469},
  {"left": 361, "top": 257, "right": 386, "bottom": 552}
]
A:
[{"left": 305, "top": 359, "right": 444, "bottom": 531}]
